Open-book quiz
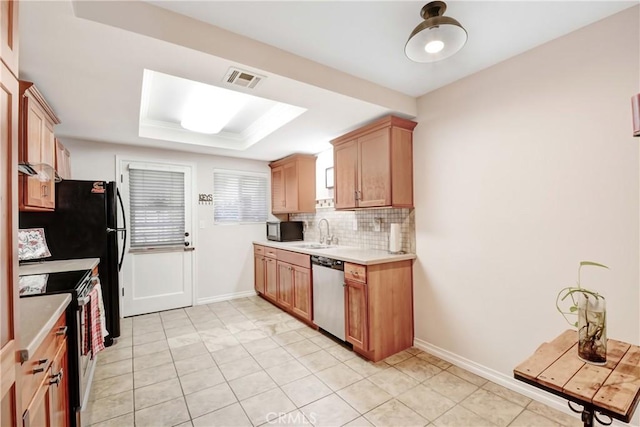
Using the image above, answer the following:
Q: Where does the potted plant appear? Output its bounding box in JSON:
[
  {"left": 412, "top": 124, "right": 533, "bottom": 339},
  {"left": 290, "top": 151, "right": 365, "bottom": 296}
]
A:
[{"left": 556, "top": 261, "right": 609, "bottom": 364}]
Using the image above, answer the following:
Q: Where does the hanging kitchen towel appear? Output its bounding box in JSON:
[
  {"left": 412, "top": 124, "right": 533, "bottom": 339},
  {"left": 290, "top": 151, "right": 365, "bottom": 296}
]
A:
[
  {"left": 88, "top": 285, "right": 106, "bottom": 357},
  {"left": 92, "top": 278, "right": 109, "bottom": 338}
]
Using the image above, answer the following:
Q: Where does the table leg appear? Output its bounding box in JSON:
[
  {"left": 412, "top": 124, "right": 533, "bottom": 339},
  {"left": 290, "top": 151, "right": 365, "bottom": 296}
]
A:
[
  {"left": 568, "top": 401, "right": 612, "bottom": 427},
  {"left": 580, "top": 406, "right": 594, "bottom": 427}
]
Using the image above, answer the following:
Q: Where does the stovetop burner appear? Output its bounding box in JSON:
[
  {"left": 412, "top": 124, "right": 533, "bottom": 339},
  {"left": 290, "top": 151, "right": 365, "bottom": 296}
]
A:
[{"left": 19, "top": 269, "right": 92, "bottom": 297}]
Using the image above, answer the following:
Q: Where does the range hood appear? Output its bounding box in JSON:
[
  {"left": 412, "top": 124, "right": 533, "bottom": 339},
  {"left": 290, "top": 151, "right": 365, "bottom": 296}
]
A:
[{"left": 18, "top": 162, "right": 62, "bottom": 182}]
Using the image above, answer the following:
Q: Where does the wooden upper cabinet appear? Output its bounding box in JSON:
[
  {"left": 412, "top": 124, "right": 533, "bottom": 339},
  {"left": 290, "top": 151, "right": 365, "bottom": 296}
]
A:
[
  {"left": 54, "top": 139, "right": 70, "bottom": 180},
  {"left": 0, "top": 0, "right": 18, "bottom": 77},
  {"left": 271, "top": 165, "right": 284, "bottom": 212},
  {"left": 269, "top": 154, "right": 316, "bottom": 214},
  {"left": 283, "top": 161, "right": 298, "bottom": 212},
  {"left": 0, "top": 59, "right": 19, "bottom": 427},
  {"left": 331, "top": 115, "right": 417, "bottom": 209},
  {"left": 334, "top": 140, "right": 358, "bottom": 209},
  {"left": 18, "top": 81, "right": 61, "bottom": 212},
  {"left": 358, "top": 128, "right": 391, "bottom": 207}
]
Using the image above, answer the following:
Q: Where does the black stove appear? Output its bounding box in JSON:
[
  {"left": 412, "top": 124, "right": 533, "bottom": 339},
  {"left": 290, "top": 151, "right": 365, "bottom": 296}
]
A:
[
  {"left": 19, "top": 269, "right": 92, "bottom": 298},
  {"left": 18, "top": 268, "right": 95, "bottom": 425}
]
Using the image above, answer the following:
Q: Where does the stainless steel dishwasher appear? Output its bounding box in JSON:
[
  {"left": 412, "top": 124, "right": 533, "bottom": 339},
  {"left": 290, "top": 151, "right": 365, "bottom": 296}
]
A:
[{"left": 311, "top": 255, "right": 345, "bottom": 341}]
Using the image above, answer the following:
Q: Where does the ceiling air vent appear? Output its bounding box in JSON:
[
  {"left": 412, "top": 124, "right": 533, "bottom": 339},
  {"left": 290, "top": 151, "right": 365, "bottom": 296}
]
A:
[{"left": 223, "top": 67, "right": 265, "bottom": 89}]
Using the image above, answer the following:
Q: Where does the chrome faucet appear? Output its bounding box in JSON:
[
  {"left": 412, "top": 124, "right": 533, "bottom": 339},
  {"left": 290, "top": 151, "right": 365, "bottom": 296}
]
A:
[{"left": 318, "top": 218, "right": 333, "bottom": 245}]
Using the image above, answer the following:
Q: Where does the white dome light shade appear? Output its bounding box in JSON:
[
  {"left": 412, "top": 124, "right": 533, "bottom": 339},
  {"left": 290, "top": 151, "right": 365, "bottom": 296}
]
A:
[
  {"left": 405, "top": 1, "right": 467, "bottom": 63},
  {"left": 181, "top": 85, "right": 247, "bottom": 134}
]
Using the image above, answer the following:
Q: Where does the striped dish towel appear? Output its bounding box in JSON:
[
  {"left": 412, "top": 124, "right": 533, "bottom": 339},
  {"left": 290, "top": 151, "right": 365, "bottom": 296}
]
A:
[{"left": 87, "top": 283, "right": 107, "bottom": 357}]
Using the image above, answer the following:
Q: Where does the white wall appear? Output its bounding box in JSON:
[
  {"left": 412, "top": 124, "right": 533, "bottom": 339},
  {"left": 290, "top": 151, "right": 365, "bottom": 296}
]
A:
[
  {"left": 413, "top": 3, "right": 639, "bottom": 396},
  {"left": 63, "top": 138, "right": 270, "bottom": 304},
  {"left": 315, "top": 148, "right": 334, "bottom": 200}
]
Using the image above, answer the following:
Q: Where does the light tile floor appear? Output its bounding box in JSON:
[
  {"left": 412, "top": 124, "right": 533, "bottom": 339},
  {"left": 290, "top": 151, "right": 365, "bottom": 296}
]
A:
[{"left": 84, "top": 297, "right": 582, "bottom": 427}]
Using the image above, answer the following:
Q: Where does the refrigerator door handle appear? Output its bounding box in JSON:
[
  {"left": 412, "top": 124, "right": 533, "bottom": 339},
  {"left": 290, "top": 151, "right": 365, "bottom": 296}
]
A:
[
  {"left": 107, "top": 228, "right": 127, "bottom": 233},
  {"left": 116, "top": 188, "right": 128, "bottom": 272}
]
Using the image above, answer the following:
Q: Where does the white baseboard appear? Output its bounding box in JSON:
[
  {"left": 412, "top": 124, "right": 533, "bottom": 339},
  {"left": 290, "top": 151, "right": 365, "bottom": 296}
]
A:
[
  {"left": 196, "top": 290, "right": 258, "bottom": 305},
  {"left": 413, "top": 337, "right": 630, "bottom": 427}
]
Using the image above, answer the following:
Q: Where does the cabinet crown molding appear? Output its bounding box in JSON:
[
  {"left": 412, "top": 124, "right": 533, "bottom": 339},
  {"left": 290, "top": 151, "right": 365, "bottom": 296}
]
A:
[
  {"left": 19, "top": 81, "right": 61, "bottom": 125},
  {"left": 330, "top": 115, "right": 417, "bottom": 146},
  {"left": 269, "top": 153, "right": 317, "bottom": 168}
]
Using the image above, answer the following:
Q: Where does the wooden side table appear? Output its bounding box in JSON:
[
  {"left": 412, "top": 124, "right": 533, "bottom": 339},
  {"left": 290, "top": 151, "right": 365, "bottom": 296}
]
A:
[{"left": 514, "top": 330, "right": 640, "bottom": 427}]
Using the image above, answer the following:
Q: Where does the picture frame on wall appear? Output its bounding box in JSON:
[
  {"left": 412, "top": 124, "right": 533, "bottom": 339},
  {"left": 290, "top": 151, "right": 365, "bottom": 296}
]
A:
[{"left": 325, "top": 167, "right": 334, "bottom": 189}]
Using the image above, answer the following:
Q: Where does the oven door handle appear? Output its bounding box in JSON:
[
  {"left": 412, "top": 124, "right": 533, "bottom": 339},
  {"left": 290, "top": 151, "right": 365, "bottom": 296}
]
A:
[{"left": 78, "top": 296, "right": 90, "bottom": 306}]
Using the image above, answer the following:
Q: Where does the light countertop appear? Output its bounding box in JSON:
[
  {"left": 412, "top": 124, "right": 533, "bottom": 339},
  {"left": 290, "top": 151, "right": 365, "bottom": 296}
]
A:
[
  {"left": 253, "top": 241, "right": 416, "bottom": 265},
  {"left": 19, "top": 258, "right": 100, "bottom": 276},
  {"left": 19, "top": 293, "right": 71, "bottom": 362}
]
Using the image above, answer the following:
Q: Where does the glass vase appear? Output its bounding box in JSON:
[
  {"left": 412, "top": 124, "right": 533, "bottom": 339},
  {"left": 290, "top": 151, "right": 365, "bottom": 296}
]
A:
[{"left": 577, "top": 293, "right": 607, "bottom": 365}]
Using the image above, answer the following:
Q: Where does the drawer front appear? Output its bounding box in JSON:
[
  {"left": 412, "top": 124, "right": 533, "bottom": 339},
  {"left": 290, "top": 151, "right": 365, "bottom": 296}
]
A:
[
  {"left": 21, "top": 313, "right": 66, "bottom": 410},
  {"left": 254, "top": 245, "right": 265, "bottom": 256},
  {"left": 277, "top": 249, "right": 310, "bottom": 269},
  {"left": 264, "top": 247, "right": 278, "bottom": 259},
  {"left": 345, "top": 263, "right": 366, "bottom": 283}
]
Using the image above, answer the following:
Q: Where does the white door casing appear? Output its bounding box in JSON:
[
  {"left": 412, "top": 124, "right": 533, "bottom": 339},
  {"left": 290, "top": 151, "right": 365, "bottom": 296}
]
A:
[{"left": 118, "top": 159, "right": 195, "bottom": 317}]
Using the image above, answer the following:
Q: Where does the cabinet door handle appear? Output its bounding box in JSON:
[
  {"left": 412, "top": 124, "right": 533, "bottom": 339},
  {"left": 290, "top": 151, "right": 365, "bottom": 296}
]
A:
[
  {"left": 56, "top": 326, "right": 68, "bottom": 336},
  {"left": 49, "top": 369, "right": 63, "bottom": 386},
  {"left": 354, "top": 190, "right": 358, "bottom": 201},
  {"left": 33, "top": 367, "right": 45, "bottom": 374}
]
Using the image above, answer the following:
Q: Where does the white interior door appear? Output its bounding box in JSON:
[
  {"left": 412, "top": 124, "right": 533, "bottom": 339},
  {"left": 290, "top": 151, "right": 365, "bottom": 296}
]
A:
[{"left": 119, "top": 160, "right": 194, "bottom": 316}]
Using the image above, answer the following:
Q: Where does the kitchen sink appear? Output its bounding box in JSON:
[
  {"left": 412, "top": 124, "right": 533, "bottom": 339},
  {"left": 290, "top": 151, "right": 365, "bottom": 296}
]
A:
[{"left": 294, "top": 244, "right": 336, "bottom": 250}]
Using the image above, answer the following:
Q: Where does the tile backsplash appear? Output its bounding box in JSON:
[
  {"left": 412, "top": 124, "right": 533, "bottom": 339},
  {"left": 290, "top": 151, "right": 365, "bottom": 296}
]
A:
[{"left": 290, "top": 201, "right": 415, "bottom": 253}]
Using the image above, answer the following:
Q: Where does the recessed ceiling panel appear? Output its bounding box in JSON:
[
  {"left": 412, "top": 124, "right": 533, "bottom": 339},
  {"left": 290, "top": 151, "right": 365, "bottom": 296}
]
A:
[{"left": 139, "top": 69, "right": 307, "bottom": 150}]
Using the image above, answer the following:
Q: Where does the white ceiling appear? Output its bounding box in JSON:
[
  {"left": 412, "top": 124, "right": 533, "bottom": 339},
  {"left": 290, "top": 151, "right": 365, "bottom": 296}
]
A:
[
  {"left": 18, "top": 1, "right": 637, "bottom": 161},
  {"left": 147, "top": 1, "right": 637, "bottom": 97}
]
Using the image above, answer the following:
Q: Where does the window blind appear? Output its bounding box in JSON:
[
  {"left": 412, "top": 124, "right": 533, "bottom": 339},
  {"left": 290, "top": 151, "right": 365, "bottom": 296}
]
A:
[
  {"left": 214, "top": 170, "right": 267, "bottom": 223},
  {"left": 129, "top": 168, "right": 185, "bottom": 248}
]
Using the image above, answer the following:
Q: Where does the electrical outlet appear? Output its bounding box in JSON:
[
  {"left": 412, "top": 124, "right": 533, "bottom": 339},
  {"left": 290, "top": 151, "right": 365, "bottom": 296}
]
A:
[
  {"left": 352, "top": 220, "right": 358, "bottom": 231},
  {"left": 373, "top": 217, "right": 382, "bottom": 232}
]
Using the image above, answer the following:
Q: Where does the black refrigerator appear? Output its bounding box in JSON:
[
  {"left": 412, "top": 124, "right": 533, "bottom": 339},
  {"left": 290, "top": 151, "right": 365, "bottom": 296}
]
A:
[{"left": 20, "top": 180, "right": 126, "bottom": 341}]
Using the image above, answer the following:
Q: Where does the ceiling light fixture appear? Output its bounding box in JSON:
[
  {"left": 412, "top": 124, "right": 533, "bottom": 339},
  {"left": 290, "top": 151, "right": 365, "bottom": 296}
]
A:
[
  {"left": 181, "top": 85, "right": 247, "bottom": 134},
  {"left": 405, "top": 1, "right": 467, "bottom": 63}
]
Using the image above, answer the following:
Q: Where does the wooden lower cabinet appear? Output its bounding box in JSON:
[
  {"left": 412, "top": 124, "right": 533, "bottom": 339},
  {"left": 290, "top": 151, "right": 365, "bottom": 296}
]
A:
[
  {"left": 345, "top": 279, "right": 368, "bottom": 350},
  {"left": 291, "top": 265, "right": 312, "bottom": 322},
  {"left": 254, "top": 254, "right": 266, "bottom": 295},
  {"left": 253, "top": 245, "right": 313, "bottom": 324},
  {"left": 344, "top": 260, "right": 413, "bottom": 362},
  {"left": 276, "top": 261, "right": 293, "bottom": 311},
  {"left": 21, "top": 313, "right": 69, "bottom": 427},
  {"left": 48, "top": 341, "right": 68, "bottom": 427},
  {"left": 264, "top": 257, "right": 277, "bottom": 302},
  {"left": 278, "top": 262, "right": 312, "bottom": 321}
]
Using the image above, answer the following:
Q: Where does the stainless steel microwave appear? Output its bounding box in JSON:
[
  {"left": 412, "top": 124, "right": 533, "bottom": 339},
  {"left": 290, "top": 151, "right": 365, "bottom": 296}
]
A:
[{"left": 266, "top": 221, "right": 304, "bottom": 242}]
